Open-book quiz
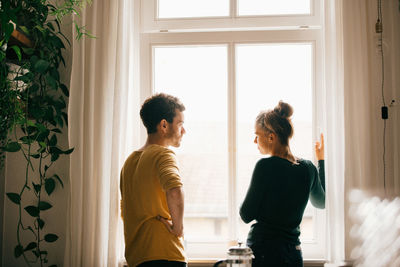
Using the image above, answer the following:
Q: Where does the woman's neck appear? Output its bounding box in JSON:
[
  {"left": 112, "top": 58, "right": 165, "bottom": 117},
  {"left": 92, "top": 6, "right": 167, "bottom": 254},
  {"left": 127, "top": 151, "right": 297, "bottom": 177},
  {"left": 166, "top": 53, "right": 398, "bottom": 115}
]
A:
[{"left": 271, "top": 144, "right": 297, "bottom": 163}]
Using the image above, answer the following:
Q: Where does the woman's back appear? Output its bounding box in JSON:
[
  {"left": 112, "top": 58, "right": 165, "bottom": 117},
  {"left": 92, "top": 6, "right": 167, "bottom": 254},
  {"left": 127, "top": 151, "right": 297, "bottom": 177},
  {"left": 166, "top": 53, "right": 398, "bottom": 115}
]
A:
[{"left": 240, "top": 156, "right": 325, "bottom": 245}]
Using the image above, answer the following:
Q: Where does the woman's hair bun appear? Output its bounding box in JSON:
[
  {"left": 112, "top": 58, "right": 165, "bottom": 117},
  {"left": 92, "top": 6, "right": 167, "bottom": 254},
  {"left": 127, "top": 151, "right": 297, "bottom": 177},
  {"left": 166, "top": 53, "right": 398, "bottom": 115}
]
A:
[{"left": 273, "top": 100, "right": 293, "bottom": 119}]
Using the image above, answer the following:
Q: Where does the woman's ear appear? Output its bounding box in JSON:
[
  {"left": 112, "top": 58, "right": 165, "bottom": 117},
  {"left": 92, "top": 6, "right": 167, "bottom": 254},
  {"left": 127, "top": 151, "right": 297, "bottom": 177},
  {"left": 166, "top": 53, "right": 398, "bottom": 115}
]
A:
[{"left": 268, "top": 132, "right": 275, "bottom": 142}]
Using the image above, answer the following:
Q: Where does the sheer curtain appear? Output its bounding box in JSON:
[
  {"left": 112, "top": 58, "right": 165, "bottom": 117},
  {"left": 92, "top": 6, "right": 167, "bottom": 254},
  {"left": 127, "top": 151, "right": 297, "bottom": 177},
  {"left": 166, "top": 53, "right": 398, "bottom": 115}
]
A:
[
  {"left": 325, "top": 0, "right": 400, "bottom": 266},
  {"left": 64, "top": 0, "right": 138, "bottom": 266},
  {"left": 324, "top": 0, "right": 345, "bottom": 265}
]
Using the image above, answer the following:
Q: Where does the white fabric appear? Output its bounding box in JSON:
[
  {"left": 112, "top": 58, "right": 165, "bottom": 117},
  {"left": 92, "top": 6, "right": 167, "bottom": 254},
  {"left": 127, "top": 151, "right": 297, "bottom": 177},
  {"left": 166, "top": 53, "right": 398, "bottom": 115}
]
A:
[
  {"left": 64, "top": 1, "right": 136, "bottom": 266},
  {"left": 323, "top": 0, "right": 346, "bottom": 266},
  {"left": 324, "top": 0, "right": 400, "bottom": 265}
]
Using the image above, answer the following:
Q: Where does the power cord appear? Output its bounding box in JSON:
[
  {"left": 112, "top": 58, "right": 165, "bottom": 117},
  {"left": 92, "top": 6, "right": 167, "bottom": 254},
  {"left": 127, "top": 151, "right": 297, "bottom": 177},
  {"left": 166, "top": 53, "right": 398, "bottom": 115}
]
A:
[{"left": 376, "top": 0, "right": 387, "bottom": 193}]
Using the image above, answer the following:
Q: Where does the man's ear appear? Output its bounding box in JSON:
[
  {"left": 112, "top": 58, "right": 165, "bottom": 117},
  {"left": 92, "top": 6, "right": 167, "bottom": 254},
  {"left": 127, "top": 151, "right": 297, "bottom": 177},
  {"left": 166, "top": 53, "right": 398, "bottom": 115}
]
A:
[{"left": 158, "top": 119, "right": 168, "bottom": 134}]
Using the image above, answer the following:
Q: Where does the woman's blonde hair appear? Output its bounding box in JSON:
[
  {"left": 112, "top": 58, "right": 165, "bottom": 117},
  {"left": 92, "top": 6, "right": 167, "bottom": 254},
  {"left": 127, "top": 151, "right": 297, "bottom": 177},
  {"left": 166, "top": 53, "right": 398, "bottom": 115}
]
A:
[{"left": 256, "top": 101, "right": 294, "bottom": 146}]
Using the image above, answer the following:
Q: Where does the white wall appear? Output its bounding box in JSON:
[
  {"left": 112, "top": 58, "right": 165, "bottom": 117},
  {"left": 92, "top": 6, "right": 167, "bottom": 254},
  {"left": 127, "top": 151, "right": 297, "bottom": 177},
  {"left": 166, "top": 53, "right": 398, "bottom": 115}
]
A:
[{"left": 1, "top": 14, "right": 73, "bottom": 267}]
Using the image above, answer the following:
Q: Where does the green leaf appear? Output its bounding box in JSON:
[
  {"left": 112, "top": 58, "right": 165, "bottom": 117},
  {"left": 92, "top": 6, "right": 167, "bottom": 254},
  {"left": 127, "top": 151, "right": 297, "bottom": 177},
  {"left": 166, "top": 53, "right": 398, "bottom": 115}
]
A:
[
  {"left": 32, "top": 250, "right": 39, "bottom": 258},
  {"left": 24, "top": 242, "right": 37, "bottom": 251},
  {"left": 0, "top": 51, "right": 5, "bottom": 62},
  {"left": 27, "top": 120, "right": 36, "bottom": 127},
  {"left": 14, "top": 73, "right": 32, "bottom": 83},
  {"left": 62, "top": 112, "right": 68, "bottom": 126},
  {"left": 34, "top": 25, "right": 46, "bottom": 33},
  {"left": 36, "top": 129, "right": 50, "bottom": 142},
  {"left": 25, "top": 206, "right": 39, "bottom": 217},
  {"left": 49, "top": 134, "right": 57, "bottom": 147},
  {"left": 30, "top": 107, "right": 45, "bottom": 120},
  {"left": 6, "top": 193, "right": 20, "bottom": 205},
  {"left": 46, "top": 74, "right": 58, "bottom": 90},
  {"left": 51, "top": 153, "right": 60, "bottom": 162},
  {"left": 63, "top": 148, "right": 74, "bottom": 155},
  {"left": 59, "top": 84, "right": 69, "bottom": 97},
  {"left": 44, "top": 234, "right": 58, "bottom": 243},
  {"left": 14, "top": 245, "right": 24, "bottom": 258},
  {"left": 19, "top": 136, "right": 33, "bottom": 145},
  {"left": 30, "top": 55, "right": 39, "bottom": 66},
  {"left": 10, "top": 45, "right": 21, "bottom": 61},
  {"left": 45, "top": 178, "right": 55, "bottom": 196},
  {"left": 19, "top": 26, "right": 29, "bottom": 35},
  {"left": 4, "top": 142, "right": 21, "bottom": 152},
  {"left": 54, "top": 116, "right": 64, "bottom": 128},
  {"left": 22, "top": 47, "right": 34, "bottom": 55},
  {"left": 50, "top": 146, "right": 63, "bottom": 154},
  {"left": 47, "top": 22, "right": 55, "bottom": 31},
  {"left": 37, "top": 218, "right": 45, "bottom": 229},
  {"left": 32, "top": 182, "right": 41, "bottom": 194},
  {"left": 34, "top": 59, "right": 50, "bottom": 74},
  {"left": 5, "top": 23, "right": 14, "bottom": 40},
  {"left": 26, "top": 126, "right": 37, "bottom": 135},
  {"left": 51, "top": 128, "right": 62, "bottom": 133},
  {"left": 35, "top": 123, "right": 47, "bottom": 133},
  {"left": 53, "top": 174, "right": 64, "bottom": 188},
  {"left": 50, "top": 68, "right": 60, "bottom": 82},
  {"left": 39, "top": 201, "right": 52, "bottom": 211},
  {"left": 50, "top": 36, "right": 65, "bottom": 49},
  {"left": 31, "top": 153, "right": 40, "bottom": 159}
]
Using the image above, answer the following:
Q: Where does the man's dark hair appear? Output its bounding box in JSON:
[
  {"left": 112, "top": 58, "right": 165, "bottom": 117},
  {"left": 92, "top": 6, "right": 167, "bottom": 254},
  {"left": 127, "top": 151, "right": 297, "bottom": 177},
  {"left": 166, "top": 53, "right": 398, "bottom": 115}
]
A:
[{"left": 140, "top": 93, "right": 185, "bottom": 134}]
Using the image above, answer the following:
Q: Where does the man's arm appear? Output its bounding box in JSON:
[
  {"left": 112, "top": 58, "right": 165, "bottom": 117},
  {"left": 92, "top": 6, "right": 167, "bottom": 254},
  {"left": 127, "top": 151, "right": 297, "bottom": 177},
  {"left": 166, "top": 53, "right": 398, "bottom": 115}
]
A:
[{"left": 159, "top": 186, "right": 184, "bottom": 237}]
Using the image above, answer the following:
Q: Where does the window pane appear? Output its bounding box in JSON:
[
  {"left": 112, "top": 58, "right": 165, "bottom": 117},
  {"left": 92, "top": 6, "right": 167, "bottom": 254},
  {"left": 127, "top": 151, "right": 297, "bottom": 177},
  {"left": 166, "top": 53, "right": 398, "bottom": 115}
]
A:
[
  {"left": 235, "top": 43, "right": 314, "bottom": 242},
  {"left": 238, "top": 0, "right": 311, "bottom": 16},
  {"left": 154, "top": 46, "right": 229, "bottom": 241},
  {"left": 158, "top": 0, "right": 229, "bottom": 18}
]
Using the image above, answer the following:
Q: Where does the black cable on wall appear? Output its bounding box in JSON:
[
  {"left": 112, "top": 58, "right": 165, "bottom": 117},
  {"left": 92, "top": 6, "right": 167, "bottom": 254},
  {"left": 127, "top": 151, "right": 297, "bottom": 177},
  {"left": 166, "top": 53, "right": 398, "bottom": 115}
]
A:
[{"left": 376, "top": 0, "right": 387, "bottom": 193}]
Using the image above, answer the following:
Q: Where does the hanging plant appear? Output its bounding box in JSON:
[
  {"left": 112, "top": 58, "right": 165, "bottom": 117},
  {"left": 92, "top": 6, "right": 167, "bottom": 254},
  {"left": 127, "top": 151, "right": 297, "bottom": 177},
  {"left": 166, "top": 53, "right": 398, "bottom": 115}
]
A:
[{"left": 0, "top": 0, "right": 91, "bottom": 266}]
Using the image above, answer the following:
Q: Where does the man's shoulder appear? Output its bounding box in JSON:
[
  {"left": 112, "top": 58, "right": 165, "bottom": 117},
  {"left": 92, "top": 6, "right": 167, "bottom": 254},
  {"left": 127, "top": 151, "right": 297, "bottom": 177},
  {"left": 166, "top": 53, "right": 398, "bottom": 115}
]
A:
[
  {"left": 130, "top": 145, "right": 176, "bottom": 163},
  {"left": 146, "top": 144, "right": 174, "bottom": 153}
]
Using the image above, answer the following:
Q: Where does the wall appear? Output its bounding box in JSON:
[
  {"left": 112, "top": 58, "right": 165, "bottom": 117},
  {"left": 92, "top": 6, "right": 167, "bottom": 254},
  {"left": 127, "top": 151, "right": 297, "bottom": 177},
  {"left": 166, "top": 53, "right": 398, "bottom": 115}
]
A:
[
  {"left": 1, "top": 14, "right": 73, "bottom": 267},
  {"left": 343, "top": 0, "right": 400, "bottom": 261}
]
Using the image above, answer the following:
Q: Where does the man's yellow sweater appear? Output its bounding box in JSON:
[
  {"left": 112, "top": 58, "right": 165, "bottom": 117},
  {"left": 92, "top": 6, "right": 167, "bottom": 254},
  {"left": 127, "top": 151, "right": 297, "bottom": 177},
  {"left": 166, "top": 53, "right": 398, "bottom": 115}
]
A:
[{"left": 120, "top": 144, "right": 186, "bottom": 267}]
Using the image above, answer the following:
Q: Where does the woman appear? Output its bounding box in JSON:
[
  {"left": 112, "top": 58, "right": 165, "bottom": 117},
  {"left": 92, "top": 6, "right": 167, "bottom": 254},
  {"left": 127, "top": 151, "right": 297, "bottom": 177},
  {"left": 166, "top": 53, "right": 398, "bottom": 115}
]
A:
[{"left": 240, "top": 101, "right": 325, "bottom": 267}]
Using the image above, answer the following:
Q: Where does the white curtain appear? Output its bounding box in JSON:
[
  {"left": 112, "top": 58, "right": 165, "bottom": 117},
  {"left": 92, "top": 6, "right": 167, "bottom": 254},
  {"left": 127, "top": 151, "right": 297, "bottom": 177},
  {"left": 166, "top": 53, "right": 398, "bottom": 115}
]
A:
[
  {"left": 64, "top": 0, "right": 137, "bottom": 266},
  {"left": 324, "top": 0, "right": 345, "bottom": 266},
  {"left": 325, "top": 0, "right": 400, "bottom": 266}
]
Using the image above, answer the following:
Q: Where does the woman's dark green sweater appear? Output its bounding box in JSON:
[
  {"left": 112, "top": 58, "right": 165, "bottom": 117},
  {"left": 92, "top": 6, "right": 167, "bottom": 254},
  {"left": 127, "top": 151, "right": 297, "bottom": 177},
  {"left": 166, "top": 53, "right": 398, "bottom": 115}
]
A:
[{"left": 240, "top": 157, "right": 325, "bottom": 246}]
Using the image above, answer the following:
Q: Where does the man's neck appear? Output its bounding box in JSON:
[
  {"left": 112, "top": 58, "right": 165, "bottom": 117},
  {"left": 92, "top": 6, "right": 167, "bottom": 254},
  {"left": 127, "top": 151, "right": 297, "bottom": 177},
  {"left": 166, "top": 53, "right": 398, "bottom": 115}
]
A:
[{"left": 140, "top": 134, "right": 169, "bottom": 150}]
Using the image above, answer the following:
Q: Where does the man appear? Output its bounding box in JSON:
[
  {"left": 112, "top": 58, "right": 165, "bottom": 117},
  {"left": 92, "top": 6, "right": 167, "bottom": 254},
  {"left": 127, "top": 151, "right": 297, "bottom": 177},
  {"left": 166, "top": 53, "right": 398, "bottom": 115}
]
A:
[{"left": 120, "top": 93, "right": 187, "bottom": 267}]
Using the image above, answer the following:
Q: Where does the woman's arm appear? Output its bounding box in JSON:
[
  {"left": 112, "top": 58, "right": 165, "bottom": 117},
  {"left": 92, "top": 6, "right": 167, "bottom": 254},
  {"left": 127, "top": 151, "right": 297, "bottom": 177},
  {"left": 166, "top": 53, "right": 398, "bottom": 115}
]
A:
[
  {"left": 310, "top": 134, "right": 325, "bottom": 208},
  {"left": 240, "top": 160, "right": 266, "bottom": 223}
]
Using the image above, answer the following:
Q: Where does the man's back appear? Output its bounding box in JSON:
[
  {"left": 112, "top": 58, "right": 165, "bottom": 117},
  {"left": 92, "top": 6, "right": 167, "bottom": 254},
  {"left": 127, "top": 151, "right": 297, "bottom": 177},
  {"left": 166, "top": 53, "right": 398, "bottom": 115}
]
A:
[{"left": 120, "top": 144, "right": 186, "bottom": 267}]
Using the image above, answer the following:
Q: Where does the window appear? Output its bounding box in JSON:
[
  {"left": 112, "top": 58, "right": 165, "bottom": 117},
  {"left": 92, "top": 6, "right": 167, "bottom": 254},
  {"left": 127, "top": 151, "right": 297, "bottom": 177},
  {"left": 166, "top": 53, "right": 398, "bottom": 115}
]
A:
[{"left": 138, "top": 0, "right": 325, "bottom": 260}]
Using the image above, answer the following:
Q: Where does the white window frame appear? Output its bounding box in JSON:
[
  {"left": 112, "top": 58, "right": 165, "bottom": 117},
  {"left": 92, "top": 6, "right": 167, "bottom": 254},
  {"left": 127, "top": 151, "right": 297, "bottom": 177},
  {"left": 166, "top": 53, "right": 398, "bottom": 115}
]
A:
[
  {"left": 141, "top": 0, "right": 322, "bottom": 33},
  {"left": 136, "top": 0, "right": 326, "bottom": 261}
]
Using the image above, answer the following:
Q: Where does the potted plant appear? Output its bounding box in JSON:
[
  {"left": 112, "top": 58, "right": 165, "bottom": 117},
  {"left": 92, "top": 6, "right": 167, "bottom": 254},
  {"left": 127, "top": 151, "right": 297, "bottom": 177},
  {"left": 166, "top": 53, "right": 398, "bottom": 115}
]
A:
[{"left": 0, "top": 0, "right": 91, "bottom": 266}]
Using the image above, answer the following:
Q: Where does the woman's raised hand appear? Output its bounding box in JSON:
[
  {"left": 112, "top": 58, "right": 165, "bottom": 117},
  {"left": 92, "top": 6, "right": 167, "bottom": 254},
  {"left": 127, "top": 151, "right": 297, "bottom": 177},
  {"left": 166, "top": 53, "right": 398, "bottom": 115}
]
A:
[{"left": 315, "top": 133, "right": 324, "bottom": 161}]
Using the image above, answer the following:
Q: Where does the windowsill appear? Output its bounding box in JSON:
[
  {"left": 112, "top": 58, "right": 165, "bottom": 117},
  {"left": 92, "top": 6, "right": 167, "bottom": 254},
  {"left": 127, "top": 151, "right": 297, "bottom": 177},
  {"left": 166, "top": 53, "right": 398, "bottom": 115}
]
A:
[
  {"left": 120, "top": 259, "right": 329, "bottom": 267},
  {"left": 188, "top": 259, "right": 327, "bottom": 267}
]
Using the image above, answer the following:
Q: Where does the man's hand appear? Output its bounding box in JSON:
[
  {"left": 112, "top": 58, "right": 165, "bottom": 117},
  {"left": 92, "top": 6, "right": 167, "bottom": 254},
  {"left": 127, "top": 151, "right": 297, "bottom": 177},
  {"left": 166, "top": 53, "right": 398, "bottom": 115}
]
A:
[
  {"left": 315, "top": 133, "right": 324, "bottom": 161},
  {"left": 161, "top": 186, "right": 184, "bottom": 237},
  {"left": 157, "top": 215, "right": 183, "bottom": 238}
]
